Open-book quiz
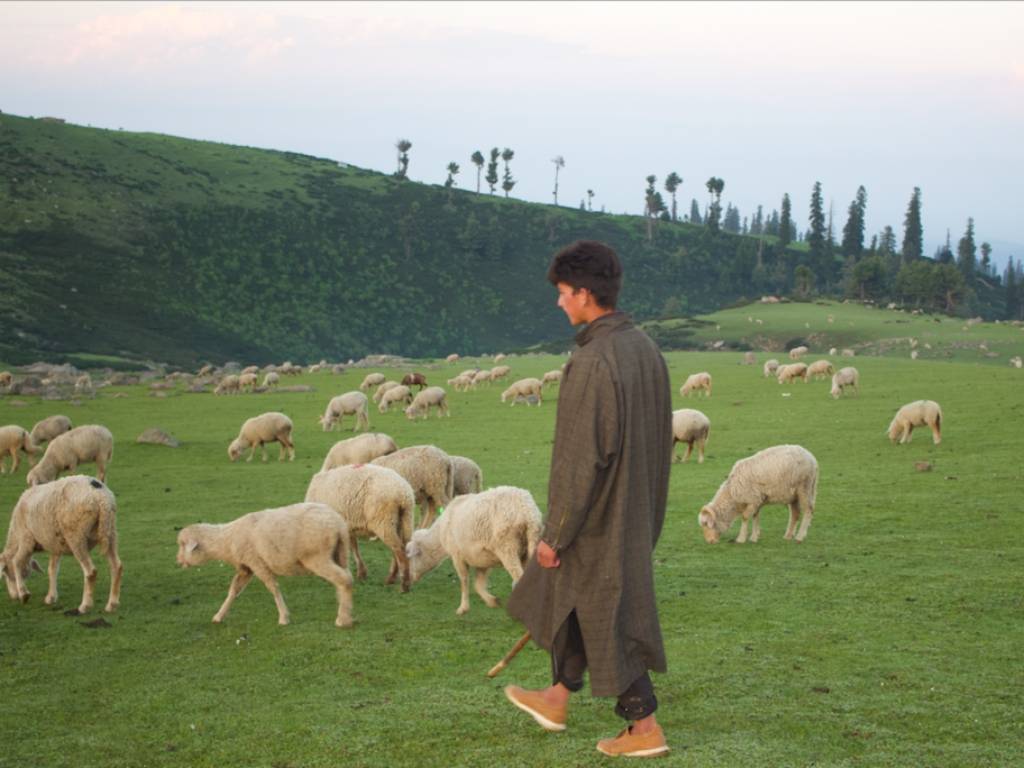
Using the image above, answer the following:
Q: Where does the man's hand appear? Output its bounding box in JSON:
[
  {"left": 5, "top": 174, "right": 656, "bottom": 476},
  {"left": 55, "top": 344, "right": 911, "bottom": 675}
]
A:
[{"left": 536, "top": 539, "right": 560, "bottom": 568}]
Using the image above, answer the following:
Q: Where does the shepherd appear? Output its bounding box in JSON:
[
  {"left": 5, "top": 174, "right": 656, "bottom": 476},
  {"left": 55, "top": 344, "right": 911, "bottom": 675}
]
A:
[{"left": 503, "top": 240, "right": 674, "bottom": 758}]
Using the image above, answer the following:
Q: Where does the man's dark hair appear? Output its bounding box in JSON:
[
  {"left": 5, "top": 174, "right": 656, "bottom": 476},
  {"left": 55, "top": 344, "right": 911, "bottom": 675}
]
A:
[{"left": 546, "top": 240, "right": 623, "bottom": 309}]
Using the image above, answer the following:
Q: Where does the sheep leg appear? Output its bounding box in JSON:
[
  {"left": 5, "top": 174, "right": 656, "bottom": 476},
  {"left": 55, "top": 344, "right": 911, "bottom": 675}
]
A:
[
  {"left": 252, "top": 567, "right": 290, "bottom": 625},
  {"left": 473, "top": 567, "right": 499, "bottom": 608},
  {"left": 795, "top": 492, "right": 814, "bottom": 542},
  {"left": 930, "top": 421, "right": 941, "bottom": 445},
  {"left": 350, "top": 539, "right": 368, "bottom": 581},
  {"left": 44, "top": 554, "right": 61, "bottom": 605},
  {"left": 419, "top": 501, "right": 437, "bottom": 530},
  {"left": 697, "top": 438, "right": 706, "bottom": 464},
  {"left": 246, "top": 444, "right": 257, "bottom": 463},
  {"left": 736, "top": 507, "right": 752, "bottom": 544},
  {"left": 377, "top": 529, "right": 410, "bottom": 592},
  {"left": 303, "top": 555, "right": 354, "bottom": 628},
  {"left": 96, "top": 454, "right": 107, "bottom": 482},
  {"left": 452, "top": 557, "right": 472, "bottom": 615},
  {"left": 902, "top": 425, "right": 913, "bottom": 444},
  {"left": 67, "top": 539, "right": 98, "bottom": 615},
  {"left": 682, "top": 442, "right": 693, "bottom": 463},
  {"left": 784, "top": 502, "right": 800, "bottom": 540},
  {"left": 750, "top": 508, "right": 762, "bottom": 543},
  {"left": 103, "top": 537, "right": 123, "bottom": 613},
  {"left": 213, "top": 568, "right": 254, "bottom": 623},
  {"left": 10, "top": 449, "right": 19, "bottom": 474},
  {"left": 496, "top": 546, "right": 525, "bottom": 584}
]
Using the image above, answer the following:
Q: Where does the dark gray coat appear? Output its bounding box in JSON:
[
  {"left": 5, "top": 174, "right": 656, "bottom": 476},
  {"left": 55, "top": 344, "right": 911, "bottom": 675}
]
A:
[{"left": 507, "top": 312, "right": 673, "bottom": 696}]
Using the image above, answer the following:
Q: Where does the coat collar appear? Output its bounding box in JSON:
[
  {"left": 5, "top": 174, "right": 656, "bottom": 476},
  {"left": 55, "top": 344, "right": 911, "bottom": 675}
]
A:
[{"left": 574, "top": 311, "right": 633, "bottom": 347}]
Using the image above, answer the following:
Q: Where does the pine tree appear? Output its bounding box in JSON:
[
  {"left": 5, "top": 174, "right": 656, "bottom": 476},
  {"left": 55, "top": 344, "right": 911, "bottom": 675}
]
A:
[
  {"left": 808, "top": 181, "right": 827, "bottom": 264},
  {"left": 1005, "top": 257, "right": 1021, "bottom": 319},
  {"left": 902, "top": 187, "right": 923, "bottom": 263},
  {"left": 779, "top": 194, "right": 793, "bottom": 248},
  {"left": 879, "top": 226, "right": 897, "bottom": 257},
  {"left": 957, "top": 217, "right": 977, "bottom": 279},
  {"left": 936, "top": 230, "right": 954, "bottom": 264},
  {"left": 841, "top": 185, "right": 867, "bottom": 258},
  {"left": 689, "top": 199, "right": 702, "bottom": 225},
  {"left": 723, "top": 203, "right": 741, "bottom": 233}
]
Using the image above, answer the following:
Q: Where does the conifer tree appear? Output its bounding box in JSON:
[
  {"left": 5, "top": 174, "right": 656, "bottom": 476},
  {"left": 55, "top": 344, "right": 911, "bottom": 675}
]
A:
[
  {"left": 902, "top": 187, "right": 923, "bottom": 263},
  {"left": 689, "top": 199, "right": 702, "bottom": 224},
  {"left": 485, "top": 148, "right": 500, "bottom": 194},
  {"left": 808, "top": 181, "right": 827, "bottom": 265},
  {"left": 841, "top": 186, "right": 867, "bottom": 258},
  {"left": 779, "top": 194, "right": 793, "bottom": 247},
  {"left": 500, "top": 148, "right": 516, "bottom": 198},
  {"left": 957, "top": 217, "right": 977, "bottom": 279}
]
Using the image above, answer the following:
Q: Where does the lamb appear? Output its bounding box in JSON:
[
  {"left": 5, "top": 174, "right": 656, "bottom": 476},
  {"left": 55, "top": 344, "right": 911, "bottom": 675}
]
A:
[
  {"left": 378, "top": 385, "right": 413, "bottom": 413},
  {"left": 887, "top": 400, "right": 942, "bottom": 445},
  {"left": 501, "top": 377, "right": 543, "bottom": 406},
  {"left": 262, "top": 371, "right": 280, "bottom": 389},
  {"left": 541, "top": 370, "right": 563, "bottom": 387},
  {"left": 319, "top": 392, "right": 371, "bottom": 432},
  {"left": 0, "top": 426, "right": 38, "bottom": 475},
  {"left": 176, "top": 502, "right": 353, "bottom": 627},
  {"left": 763, "top": 359, "right": 780, "bottom": 378},
  {"left": 405, "top": 386, "right": 450, "bottom": 419},
  {"left": 489, "top": 365, "right": 511, "bottom": 382},
  {"left": 807, "top": 360, "right": 835, "bottom": 380},
  {"left": 680, "top": 372, "right": 712, "bottom": 398},
  {"left": 228, "top": 412, "right": 295, "bottom": 462},
  {"left": 451, "top": 455, "right": 483, "bottom": 495},
  {"left": 401, "top": 372, "right": 428, "bottom": 391},
  {"left": 405, "top": 486, "right": 542, "bottom": 615},
  {"left": 304, "top": 464, "right": 416, "bottom": 592},
  {"left": 0, "top": 475, "right": 122, "bottom": 614},
  {"left": 777, "top": 362, "right": 809, "bottom": 384},
  {"left": 27, "top": 425, "right": 114, "bottom": 485},
  {"left": 321, "top": 433, "right": 398, "bottom": 472},
  {"left": 830, "top": 367, "right": 859, "bottom": 399},
  {"left": 372, "top": 380, "right": 401, "bottom": 403},
  {"left": 788, "top": 345, "right": 809, "bottom": 360},
  {"left": 30, "top": 415, "right": 73, "bottom": 446},
  {"left": 238, "top": 372, "right": 258, "bottom": 393},
  {"left": 672, "top": 409, "right": 710, "bottom": 464},
  {"left": 698, "top": 445, "right": 819, "bottom": 544},
  {"left": 359, "top": 373, "right": 386, "bottom": 391},
  {"left": 214, "top": 374, "right": 240, "bottom": 395},
  {"left": 371, "top": 444, "right": 454, "bottom": 529}
]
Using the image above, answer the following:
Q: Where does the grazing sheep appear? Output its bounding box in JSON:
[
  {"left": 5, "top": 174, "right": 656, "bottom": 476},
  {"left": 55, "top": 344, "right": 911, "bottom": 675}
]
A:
[
  {"left": 214, "top": 375, "right": 240, "bottom": 395},
  {"left": 30, "top": 415, "right": 73, "bottom": 446},
  {"left": 1009, "top": 356, "right": 1022, "bottom": 369},
  {"left": 319, "top": 392, "right": 371, "bottom": 432},
  {"left": 238, "top": 372, "right": 258, "bottom": 393},
  {"left": 451, "top": 456, "right": 483, "bottom": 495},
  {"left": 27, "top": 425, "right": 113, "bottom": 485},
  {"left": 0, "top": 475, "right": 122, "bottom": 614},
  {"left": 446, "top": 353, "right": 460, "bottom": 364},
  {"left": 401, "top": 372, "right": 428, "bottom": 391},
  {"left": 0, "top": 371, "right": 13, "bottom": 388},
  {"left": 321, "top": 433, "right": 398, "bottom": 472},
  {"left": 0, "top": 426, "right": 38, "bottom": 475},
  {"left": 470, "top": 369, "right": 493, "bottom": 388},
  {"left": 672, "top": 409, "right": 710, "bottom": 464},
  {"left": 807, "top": 360, "right": 835, "bottom": 380},
  {"left": 371, "top": 445, "right": 454, "bottom": 529},
  {"left": 458, "top": 368, "right": 480, "bottom": 379},
  {"left": 378, "top": 385, "right": 413, "bottom": 413},
  {"left": 228, "top": 412, "right": 295, "bottom": 462},
  {"left": 241, "top": 365, "right": 260, "bottom": 375},
  {"left": 777, "top": 362, "right": 809, "bottom": 384},
  {"left": 304, "top": 464, "right": 416, "bottom": 592},
  {"left": 830, "top": 367, "right": 859, "bottom": 399},
  {"left": 262, "top": 371, "right": 280, "bottom": 389},
  {"left": 841, "top": 348, "right": 856, "bottom": 357},
  {"left": 74, "top": 374, "right": 93, "bottom": 396},
  {"left": 494, "top": 353, "right": 507, "bottom": 363},
  {"left": 742, "top": 352, "right": 756, "bottom": 365},
  {"left": 489, "top": 365, "right": 511, "bottom": 382},
  {"left": 541, "top": 370, "right": 563, "bottom": 387},
  {"left": 887, "top": 400, "right": 942, "bottom": 445},
  {"left": 680, "top": 372, "right": 712, "bottom": 398},
  {"left": 501, "top": 378, "right": 543, "bottom": 406},
  {"left": 763, "top": 359, "right": 780, "bottom": 378},
  {"left": 405, "top": 386, "right": 450, "bottom": 419},
  {"left": 197, "top": 364, "right": 214, "bottom": 376},
  {"left": 359, "top": 373, "right": 386, "bottom": 392},
  {"left": 788, "top": 346, "right": 809, "bottom": 360},
  {"left": 699, "top": 445, "right": 819, "bottom": 544},
  {"left": 405, "top": 486, "right": 542, "bottom": 615},
  {"left": 372, "top": 380, "right": 402, "bottom": 403},
  {"left": 448, "top": 373, "right": 474, "bottom": 392},
  {"left": 176, "top": 502, "right": 353, "bottom": 627}
]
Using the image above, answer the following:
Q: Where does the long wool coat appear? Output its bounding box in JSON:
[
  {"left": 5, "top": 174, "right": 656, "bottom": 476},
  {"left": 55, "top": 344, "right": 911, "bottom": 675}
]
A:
[{"left": 506, "top": 311, "right": 673, "bottom": 697}]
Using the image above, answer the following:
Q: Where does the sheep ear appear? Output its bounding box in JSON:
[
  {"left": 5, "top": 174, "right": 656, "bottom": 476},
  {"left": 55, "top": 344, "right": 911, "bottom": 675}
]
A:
[
  {"left": 186, "top": 540, "right": 200, "bottom": 554},
  {"left": 699, "top": 506, "right": 715, "bottom": 527}
]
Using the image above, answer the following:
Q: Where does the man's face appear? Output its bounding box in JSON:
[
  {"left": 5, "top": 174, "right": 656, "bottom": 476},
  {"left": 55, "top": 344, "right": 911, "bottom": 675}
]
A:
[{"left": 556, "top": 282, "right": 590, "bottom": 326}]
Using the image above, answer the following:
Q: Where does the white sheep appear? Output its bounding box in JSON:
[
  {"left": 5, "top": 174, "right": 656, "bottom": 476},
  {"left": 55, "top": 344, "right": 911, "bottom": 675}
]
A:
[
  {"left": 371, "top": 444, "right": 454, "bottom": 529},
  {"left": 451, "top": 455, "right": 483, "bottom": 495},
  {"left": 74, "top": 374, "right": 93, "bottom": 396},
  {"left": 887, "top": 400, "right": 942, "bottom": 445},
  {"left": 378, "top": 385, "right": 413, "bottom": 413},
  {"left": 0, "top": 426, "right": 38, "bottom": 475},
  {"left": 672, "top": 409, "right": 710, "bottom": 464},
  {"left": 405, "top": 386, "right": 450, "bottom": 419},
  {"left": 777, "top": 362, "right": 809, "bottom": 384},
  {"left": 197, "top": 364, "right": 214, "bottom": 377},
  {"left": 494, "top": 353, "right": 507, "bottom": 363},
  {"left": 448, "top": 373, "right": 474, "bottom": 392},
  {"left": 359, "top": 373, "right": 386, "bottom": 391},
  {"left": 27, "top": 425, "right": 114, "bottom": 485},
  {"left": 228, "top": 412, "right": 295, "bottom": 462},
  {"left": 214, "top": 374, "right": 240, "bottom": 395},
  {"left": 841, "top": 348, "right": 856, "bottom": 357},
  {"left": 830, "top": 367, "right": 859, "bottom": 399},
  {"left": 680, "top": 372, "right": 712, "bottom": 398},
  {"left": 262, "top": 371, "right": 280, "bottom": 389},
  {"left": 319, "top": 392, "right": 370, "bottom": 432},
  {"left": 321, "top": 433, "right": 398, "bottom": 472},
  {"left": 763, "top": 359, "right": 780, "bottom": 378},
  {"left": 30, "top": 415, "right": 73, "bottom": 446},
  {"left": 788, "top": 346, "right": 809, "bottom": 360},
  {"left": 0, "top": 475, "right": 122, "bottom": 614},
  {"left": 807, "top": 360, "right": 835, "bottom": 380},
  {"left": 176, "top": 502, "right": 353, "bottom": 627},
  {"left": 490, "top": 365, "right": 511, "bottom": 382},
  {"left": 446, "top": 353, "right": 460, "bottom": 364},
  {"left": 699, "top": 445, "right": 819, "bottom": 544},
  {"left": 541, "top": 370, "right": 563, "bottom": 387},
  {"left": 241, "top": 365, "right": 260, "bottom": 375},
  {"left": 238, "top": 372, "right": 258, "bottom": 393},
  {"left": 0, "top": 371, "right": 13, "bottom": 388},
  {"left": 405, "top": 486, "right": 542, "bottom": 615},
  {"left": 470, "top": 369, "right": 493, "bottom": 388},
  {"left": 742, "top": 351, "right": 757, "bottom": 365},
  {"left": 372, "top": 380, "right": 402, "bottom": 403},
  {"left": 501, "top": 378, "right": 543, "bottom": 406},
  {"left": 304, "top": 464, "right": 416, "bottom": 592}
]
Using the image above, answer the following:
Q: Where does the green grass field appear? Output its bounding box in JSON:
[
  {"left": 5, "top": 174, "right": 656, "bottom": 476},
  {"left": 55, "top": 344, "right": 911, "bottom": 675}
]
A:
[{"left": 1, "top": 346, "right": 1022, "bottom": 767}]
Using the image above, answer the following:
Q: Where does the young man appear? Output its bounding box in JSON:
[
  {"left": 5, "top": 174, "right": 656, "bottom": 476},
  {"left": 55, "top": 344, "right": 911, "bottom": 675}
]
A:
[{"left": 504, "top": 240, "right": 674, "bottom": 757}]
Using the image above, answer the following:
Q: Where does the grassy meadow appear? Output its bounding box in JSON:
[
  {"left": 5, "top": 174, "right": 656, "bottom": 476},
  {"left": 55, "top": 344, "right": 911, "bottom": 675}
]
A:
[{"left": 0, "top": 340, "right": 1022, "bottom": 766}]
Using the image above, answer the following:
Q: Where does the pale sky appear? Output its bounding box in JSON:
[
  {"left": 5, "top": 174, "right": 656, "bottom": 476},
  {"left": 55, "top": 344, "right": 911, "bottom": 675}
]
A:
[{"left": 3, "top": 1, "right": 1022, "bottom": 267}]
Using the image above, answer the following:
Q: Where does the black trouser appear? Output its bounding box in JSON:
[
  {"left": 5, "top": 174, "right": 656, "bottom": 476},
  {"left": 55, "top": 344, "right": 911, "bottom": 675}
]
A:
[{"left": 550, "top": 609, "right": 658, "bottom": 721}]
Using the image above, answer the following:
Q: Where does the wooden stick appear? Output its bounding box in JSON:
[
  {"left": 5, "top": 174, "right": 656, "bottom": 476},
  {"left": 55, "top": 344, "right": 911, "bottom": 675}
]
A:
[{"left": 487, "top": 631, "right": 532, "bottom": 678}]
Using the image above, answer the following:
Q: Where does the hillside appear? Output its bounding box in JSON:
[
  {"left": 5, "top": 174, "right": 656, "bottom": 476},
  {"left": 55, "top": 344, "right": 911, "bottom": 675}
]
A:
[{"left": 0, "top": 113, "right": 807, "bottom": 367}]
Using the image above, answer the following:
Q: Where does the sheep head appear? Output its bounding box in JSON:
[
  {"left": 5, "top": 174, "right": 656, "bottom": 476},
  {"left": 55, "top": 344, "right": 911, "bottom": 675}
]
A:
[
  {"left": 405, "top": 527, "right": 446, "bottom": 583},
  {"left": 227, "top": 439, "right": 246, "bottom": 462},
  {"left": 176, "top": 529, "right": 207, "bottom": 567},
  {"left": 698, "top": 505, "right": 721, "bottom": 544}
]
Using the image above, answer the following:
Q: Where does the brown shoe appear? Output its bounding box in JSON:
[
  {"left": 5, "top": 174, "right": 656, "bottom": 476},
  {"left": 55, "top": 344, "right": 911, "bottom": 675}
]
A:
[
  {"left": 596, "top": 724, "right": 670, "bottom": 757},
  {"left": 504, "top": 685, "right": 567, "bottom": 732}
]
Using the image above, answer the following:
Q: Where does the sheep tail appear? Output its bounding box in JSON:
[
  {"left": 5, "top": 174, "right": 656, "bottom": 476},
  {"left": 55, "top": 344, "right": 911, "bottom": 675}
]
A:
[
  {"left": 400, "top": 499, "right": 414, "bottom": 542},
  {"left": 332, "top": 530, "right": 348, "bottom": 568}
]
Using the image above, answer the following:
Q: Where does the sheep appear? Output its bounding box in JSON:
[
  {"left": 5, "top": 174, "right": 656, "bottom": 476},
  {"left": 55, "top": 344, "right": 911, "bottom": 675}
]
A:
[
  {"left": 405, "top": 386, "right": 450, "bottom": 419},
  {"left": 680, "top": 372, "right": 712, "bottom": 398},
  {"left": 304, "top": 464, "right": 416, "bottom": 592},
  {"left": 742, "top": 351, "right": 756, "bottom": 365},
  {"left": 228, "top": 412, "right": 295, "bottom": 462},
  {"left": 321, "top": 432, "right": 398, "bottom": 472},
  {"left": 0, "top": 475, "right": 122, "bottom": 614},
  {"left": 401, "top": 372, "right": 428, "bottom": 391},
  {"left": 378, "top": 385, "right": 413, "bottom": 413},
  {"left": 807, "top": 360, "right": 835, "bottom": 380},
  {"left": 0, "top": 371, "right": 13, "bottom": 388},
  {"left": 176, "top": 502, "right": 353, "bottom": 627},
  {"left": 319, "top": 392, "right": 370, "bottom": 432},
  {"left": 788, "top": 345, "right": 809, "bottom": 360},
  {"left": 197, "top": 364, "right": 214, "bottom": 377},
  {"left": 0, "top": 426, "right": 38, "bottom": 475},
  {"left": 214, "top": 374, "right": 240, "bottom": 395},
  {"left": 74, "top": 374, "right": 93, "bottom": 396},
  {"left": 1009, "top": 356, "right": 1023, "bottom": 369},
  {"left": 698, "top": 445, "right": 818, "bottom": 544},
  {"left": 405, "top": 486, "right": 542, "bottom": 614},
  {"left": 887, "top": 400, "right": 942, "bottom": 445},
  {"left": 30, "top": 415, "right": 73, "bottom": 446},
  {"left": 238, "top": 372, "right": 258, "bottom": 393},
  {"left": 262, "top": 371, "right": 280, "bottom": 389},
  {"left": 448, "top": 373, "right": 474, "bottom": 392},
  {"left": 830, "top": 367, "right": 859, "bottom": 399},
  {"left": 451, "top": 455, "right": 483, "bottom": 495},
  {"left": 371, "top": 444, "right": 454, "bottom": 529},
  {"left": 489, "top": 365, "right": 511, "bottom": 382},
  {"left": 541, "top": 370, "right": 563, "bottom": 387},
  {"left": 241, "top": 365, "right": 260, "bottom": 375},
  {"left": 763, "top": 359, "right": 780, "bottom": 378},
  {"left": 359, "top": 373, "right": 386, "bottom": 391},
  {"left": 672, "top": 409, "right": 710, "bottom": 464},
  {"left": 446, "top": 353, "right": 460, "bottom": 364},
  {"left": 494, "top": 353, "right": 507, "bottom": 363},
  {"left": 829, "top": 347, "right": 838, "bottom": 356},
  {"left": 458, "top": 368, "right": 480, "bottom": 379},
  {"left": 27, "top": 425, "right": 113, "bottom": 485},
  {"left": 372, "top": 380, "right": 401, "bottom": 403},
  {"left": 470, "top": 369, "right": 492, "bottom": 388},
  {"left": 501, "top": 377, "right": 543, "bottom": 406},
  {"left": 777, "top": 362, "right": 809, "bottom": 384},
  {"left": 841, "top": 348, "right": 856, "bottom": 357}
]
